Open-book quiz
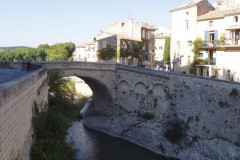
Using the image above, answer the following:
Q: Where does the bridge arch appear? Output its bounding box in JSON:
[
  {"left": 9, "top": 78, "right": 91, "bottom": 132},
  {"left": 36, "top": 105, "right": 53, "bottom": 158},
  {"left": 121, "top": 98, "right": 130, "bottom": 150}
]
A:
[
  {"left": 117, "top": 79, "right": 131, "bottom": 91},
  {"left": 151, "top": 81, "right": 167, "bottom": 97},
  {"left": 133, "top": 81, "right": 148, "bottom": 94},
  {"left": 39, "top": 61, "right": 117, "bottom": 115}
]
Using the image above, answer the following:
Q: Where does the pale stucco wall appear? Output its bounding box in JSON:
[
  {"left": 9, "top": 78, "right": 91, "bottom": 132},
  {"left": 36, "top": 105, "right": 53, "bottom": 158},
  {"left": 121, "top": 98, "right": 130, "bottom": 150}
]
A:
[
  {"left": 154, "top": 38, "right": 165, "bottom": 61},
  {"left": 171, "top": 6, "right": 198, "bottom": 73}
]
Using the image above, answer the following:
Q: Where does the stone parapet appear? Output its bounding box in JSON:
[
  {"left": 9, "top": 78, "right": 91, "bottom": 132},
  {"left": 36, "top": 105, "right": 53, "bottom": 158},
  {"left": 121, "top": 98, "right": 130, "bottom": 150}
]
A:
[{"left": 0, "top": 62, "right": 48, "bottom": 160}]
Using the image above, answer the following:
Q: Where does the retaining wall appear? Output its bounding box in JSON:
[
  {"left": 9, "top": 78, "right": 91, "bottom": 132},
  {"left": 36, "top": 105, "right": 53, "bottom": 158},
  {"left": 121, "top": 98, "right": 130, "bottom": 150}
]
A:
[{"left": 0, "top": 63, "right": 48, "bottom": 160}]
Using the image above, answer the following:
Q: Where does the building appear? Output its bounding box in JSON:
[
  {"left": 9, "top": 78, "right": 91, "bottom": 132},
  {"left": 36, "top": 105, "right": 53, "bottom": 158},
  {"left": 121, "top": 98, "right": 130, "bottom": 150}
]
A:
[
  {"left": 154, "top": 26, "right": 171, "bottom": 69},
  {"left": 170, "top": 0, "right": 240, "bottom": 82},
  {"left": 196, "top": 2, "right": 240, "bottom": 81},
  {"left": 73, "top": 41, "right": 97, "bottom": 62},
  {"left": 95, "top": 19, "right": 157, "bottom": 68},
  {"left": 170, "top": 0, "right": 215, "bottom": 73}
]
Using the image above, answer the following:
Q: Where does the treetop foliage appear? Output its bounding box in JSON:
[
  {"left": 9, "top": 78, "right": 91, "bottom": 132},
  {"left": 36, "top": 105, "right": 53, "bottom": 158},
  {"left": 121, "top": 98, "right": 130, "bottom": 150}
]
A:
[
  {"left": 0, "top": 42, "right": 75, "bottom": 62},
  {"left": 97, "top": 45, "right": 116, "bottom": 60},
  {"left": 163, "top": 36, "right": 171, "bottom": 65}
]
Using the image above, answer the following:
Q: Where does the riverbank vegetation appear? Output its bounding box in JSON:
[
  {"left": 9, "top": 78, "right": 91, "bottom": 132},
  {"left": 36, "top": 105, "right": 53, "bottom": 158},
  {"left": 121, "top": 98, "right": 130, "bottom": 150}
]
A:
[
  {"left": 0, "top": 42, "right": 75, "bottom": 62},
  {"left": 31, "top": 70, "right": 88, "bottom": 160}
]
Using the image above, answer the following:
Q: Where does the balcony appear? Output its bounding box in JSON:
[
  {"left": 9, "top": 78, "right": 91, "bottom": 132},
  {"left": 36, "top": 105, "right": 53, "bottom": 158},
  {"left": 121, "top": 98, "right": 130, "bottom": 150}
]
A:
[
  {"left": 201, "top": 40, "right": 240, "bottom": 49},
  {"left": 195, "top": 58, "right": 216, "bottom": 66}
]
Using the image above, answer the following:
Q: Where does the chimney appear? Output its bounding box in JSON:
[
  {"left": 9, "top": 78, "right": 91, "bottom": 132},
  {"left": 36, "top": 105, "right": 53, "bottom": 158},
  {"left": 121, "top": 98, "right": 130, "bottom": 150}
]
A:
[{"left": 216, "top": 0, "right": 223, "bottom": 5}]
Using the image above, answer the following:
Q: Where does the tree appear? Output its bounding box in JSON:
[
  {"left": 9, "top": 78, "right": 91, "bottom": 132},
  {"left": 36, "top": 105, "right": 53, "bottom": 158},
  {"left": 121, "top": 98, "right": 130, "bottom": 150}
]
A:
[
  {"left": 163, "top": 36, "right": 171, "bottom": 65},
  {"left": 120, "top": 48, "right": 130, "bottom": 58},
  {"left": 133, "top": 40, "right": 144, "bottom": 59},
  {"left": 190, "top": 37, "right": 204, "bottom": 73},
  {"left": 97, "top": 45, "right": 116, "bottom": 60},
  {"left": 192, "top": 37, "right": 204, "bottom": 60},
  {"left": 46, "top": 44, "right": 69, "bottom": 61},
  {"left": 38, "top": 44, "right": 49, "bottom": 50},
  {"left": 64, "top": 42, "right": 75, "bottom": 58}
]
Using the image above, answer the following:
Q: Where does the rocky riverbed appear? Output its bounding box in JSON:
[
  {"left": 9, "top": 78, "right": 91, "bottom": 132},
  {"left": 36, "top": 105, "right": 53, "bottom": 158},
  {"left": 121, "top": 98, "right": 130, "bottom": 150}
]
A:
[{"left": 81, "top": 110, "right": 240, "bottom": 160}]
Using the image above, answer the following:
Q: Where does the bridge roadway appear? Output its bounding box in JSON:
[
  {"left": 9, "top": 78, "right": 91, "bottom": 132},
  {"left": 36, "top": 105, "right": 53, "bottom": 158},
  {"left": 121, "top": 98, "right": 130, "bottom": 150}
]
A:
[
  {"left": 0, "top": 69, "right": 30, "bottom": 87},
  {"left": 1, "top": 61, "right": 240, "bottom": 160}
]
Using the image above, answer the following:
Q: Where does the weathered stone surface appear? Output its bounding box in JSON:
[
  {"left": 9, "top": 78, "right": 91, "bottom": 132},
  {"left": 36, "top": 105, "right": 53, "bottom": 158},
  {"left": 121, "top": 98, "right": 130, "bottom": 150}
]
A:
[
  {"left": 81, "top": 64, "right": 240, "bottom": 160},
  {"left": 0, "top": 63, "right": 48, "bottom": 160},
  {"left": 1, "top": 61, "right": 239, "bottom": 160}
]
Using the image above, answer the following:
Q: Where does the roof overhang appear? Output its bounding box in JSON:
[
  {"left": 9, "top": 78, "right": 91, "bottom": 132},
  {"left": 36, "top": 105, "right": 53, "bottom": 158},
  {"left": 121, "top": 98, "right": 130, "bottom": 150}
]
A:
[
  {"left": 226, "top": 25, "right": 240, "bottom": 30},
  {"left": 170, "top": 4, "right": 197, "bottom": 12},
  {"left": 197, "top": 16, "right": 224, "bottom": 21}
]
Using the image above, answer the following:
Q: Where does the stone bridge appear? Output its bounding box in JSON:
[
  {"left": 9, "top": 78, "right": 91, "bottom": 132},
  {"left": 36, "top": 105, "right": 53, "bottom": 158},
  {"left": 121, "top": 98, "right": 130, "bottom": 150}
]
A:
[
  {"left": 38, "top": 61, "right": 240, "bottom": 159},
  {"left": 36, "top": 61, "right": 173, "bottom": 115},
  {"left": 1, "top": 61, "right": 240, "bottom": 160}
]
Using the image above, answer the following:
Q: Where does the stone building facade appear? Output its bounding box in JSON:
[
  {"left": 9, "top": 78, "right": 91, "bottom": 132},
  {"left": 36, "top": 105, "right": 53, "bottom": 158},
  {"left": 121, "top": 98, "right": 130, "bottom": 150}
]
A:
[
  {"left": 95, "top": 19, "right": 156, "bottom": 68},
  {"left": 154, "top": 26, "right": 171, "bottom": 69},
  {"left": 170, "top": 0, "right": 240, "bottom": 82},
  {"left": 73, "top": 41, "right": 97, "bottom": 62},
  {"left": 170, "top": 0, "right": 215, "bottom": 73}
]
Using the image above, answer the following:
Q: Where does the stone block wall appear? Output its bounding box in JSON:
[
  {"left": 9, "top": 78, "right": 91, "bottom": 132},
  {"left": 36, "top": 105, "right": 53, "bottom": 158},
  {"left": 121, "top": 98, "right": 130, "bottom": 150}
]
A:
[
  {"left": 0, "top": 63, "right": 48, "bottom": 160},
  {"left": 97, "top": 64, "right": 240, "bottom": 159}
]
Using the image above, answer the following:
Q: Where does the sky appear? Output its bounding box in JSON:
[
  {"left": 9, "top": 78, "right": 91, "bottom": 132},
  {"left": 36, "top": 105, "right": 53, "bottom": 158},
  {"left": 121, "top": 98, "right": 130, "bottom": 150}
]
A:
[{"left": 0, "top": 0, "right": 215, "bottom": 48}]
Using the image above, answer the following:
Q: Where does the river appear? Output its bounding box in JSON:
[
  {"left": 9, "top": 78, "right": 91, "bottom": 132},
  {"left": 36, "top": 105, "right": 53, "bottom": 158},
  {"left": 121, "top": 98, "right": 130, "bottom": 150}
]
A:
[{"left": 66, "top": 121, "right": 170, "bottom": 160}]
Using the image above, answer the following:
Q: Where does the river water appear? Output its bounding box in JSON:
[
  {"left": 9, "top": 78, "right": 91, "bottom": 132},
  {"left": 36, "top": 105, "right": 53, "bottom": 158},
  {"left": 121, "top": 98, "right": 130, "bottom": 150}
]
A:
[{"left": 66, "top": 121, "right": 170, "bottom": 160}]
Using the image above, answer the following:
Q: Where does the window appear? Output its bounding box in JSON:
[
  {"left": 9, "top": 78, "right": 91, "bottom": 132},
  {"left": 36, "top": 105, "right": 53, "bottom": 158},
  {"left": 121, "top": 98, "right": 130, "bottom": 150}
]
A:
[
  {"left": 199, "top": 53, "right": 203, "bottom": 57},
  {"left": 177, "top": 41, "right": 180, "bottom": 49},
  {"left": 185, "top": 20, "right": 189, "bottom": 30},
  {"left": 122, "top": 23, "right": 125, "bottom": 27},
  {"left": 142, "top": 29, "right": 146, "bottom": 38},
  {"left": 103, "top": 40, "right": 107, "bottom": 48},
  {"left": 146, "top": 43, "right": 149, "bottom": 51},
  {"left": 209, "top": 31, "right": 215, "bottom": 44},
  {"left": 187, "top": 56, "right": 191, "bottom": 64},
  {"left": 209, "top": 21, "right": 213, "bottom": 27},
  {"left": 188, "top": 40, "right": 192, "bottom": 46},
  {"left": 234, "top": 16, "right": 238, "bottom": 22},
  {"left": 143, "top": 55, "right": 148, "bottom": 61},
  {"left": 146, "top": 31, "right": 149, "bottom": 39},
  {"left": 160, "top": 46, "right": 163, "bottom": 50},
  {"left": 186, "top": 12, "right": 189, "bottom": 15}
]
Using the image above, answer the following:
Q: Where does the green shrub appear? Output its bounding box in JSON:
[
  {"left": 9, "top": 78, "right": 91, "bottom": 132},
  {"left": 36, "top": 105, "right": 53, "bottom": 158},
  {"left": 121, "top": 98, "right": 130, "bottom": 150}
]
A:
[
  {"left": 31, "top": 69, "right": 88, "bottom": 160},
  {"left": 139, "top": 112, "right": 155, "bottom": 120},
  {"left": 164, "top": 119, "right": 189, "bottom": 144},
  {"left": 234, "top": 141, "right": 240, "bottom": 147},
  {"left": 229, "top": 88, "right": 238, "bottom": 97},
  {"left": 97, "top": 45, "right": 116, "bottom": 60}
]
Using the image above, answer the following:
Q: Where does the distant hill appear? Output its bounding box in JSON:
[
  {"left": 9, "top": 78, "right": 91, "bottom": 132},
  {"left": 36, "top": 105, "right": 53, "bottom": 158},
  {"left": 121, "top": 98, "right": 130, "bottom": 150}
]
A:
[{"left": 0, "top": 46, "right": 29, "bottom": 52}]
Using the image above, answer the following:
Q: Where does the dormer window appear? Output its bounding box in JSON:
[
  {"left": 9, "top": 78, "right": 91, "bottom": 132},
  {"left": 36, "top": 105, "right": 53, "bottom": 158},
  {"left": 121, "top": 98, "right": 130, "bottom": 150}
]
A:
[
  {"left": 234, "top": 16, "right": 238, "bottom": 22},
  {"left": 209, "top": 21, "right": 213, "bottom": 27}
]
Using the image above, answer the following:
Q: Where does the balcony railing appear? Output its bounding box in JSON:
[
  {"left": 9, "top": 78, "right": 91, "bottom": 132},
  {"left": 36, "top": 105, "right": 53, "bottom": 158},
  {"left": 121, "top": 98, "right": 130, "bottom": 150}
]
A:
[
  {"left": 203, "top": 39, "right": 240, "bottom": 47},
  {"left": 195, "top": 58, "right": 216, "bottom": 66}
]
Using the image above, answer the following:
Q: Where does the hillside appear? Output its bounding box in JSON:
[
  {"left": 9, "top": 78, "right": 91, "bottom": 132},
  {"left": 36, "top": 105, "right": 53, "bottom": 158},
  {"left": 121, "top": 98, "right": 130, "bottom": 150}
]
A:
[{"left": 0, "top": 46, "right": 28, "bottom": 51}]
